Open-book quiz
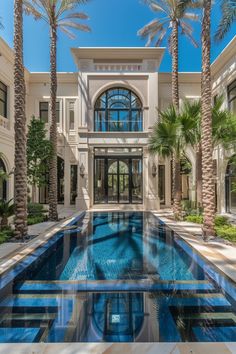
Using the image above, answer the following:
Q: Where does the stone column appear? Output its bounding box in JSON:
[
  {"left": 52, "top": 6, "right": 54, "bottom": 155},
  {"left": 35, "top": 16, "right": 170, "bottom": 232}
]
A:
[
  {"left": 144, "top": 147, "right": 160, "bottom": 210},
  {"left": 165, "top": 158, "right": 172, "bottom": 207},
  {"left": 76, "top": 149, "right": 90, "bottom": 210}
]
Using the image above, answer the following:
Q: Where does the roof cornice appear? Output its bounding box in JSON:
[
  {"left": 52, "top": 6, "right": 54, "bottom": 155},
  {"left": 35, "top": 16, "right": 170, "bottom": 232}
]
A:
[{"left": 211, "top": 36, "right": 236, "bottom": 76}]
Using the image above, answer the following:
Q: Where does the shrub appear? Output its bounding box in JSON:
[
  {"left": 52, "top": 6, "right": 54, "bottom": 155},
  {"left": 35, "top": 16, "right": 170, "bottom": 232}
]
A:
[
  {"left": 27, "top": 216, "right": 45, "bottom": 225},
  {"left": 185, "top": 215, "right": 203, "bottom": 224},
  {"left": 214, "top": 215, "right": 230, "bottom": 227},
  {"left": 28, "top": 203, "right": 46, "bottom": 218},
  {"left": 215, "top": 225, "right": 236, "bottom": 242},
  {"left": 0, "top": 199, "right": 14, "bottom": 229},
  {"left": 181, "top": 200, "right": 203, "bottom": 216},
  {"left": 0, "top": 227, "right": 14, "bottom": 244}
]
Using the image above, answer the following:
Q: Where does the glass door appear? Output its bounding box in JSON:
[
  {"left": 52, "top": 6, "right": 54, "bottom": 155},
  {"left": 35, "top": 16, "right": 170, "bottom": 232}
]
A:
[
  {"left": 94, "top": 155, "right": 143, "bottom": 204},
  {"left": 108, "top": 159, "right": 118, "bottom": 203},
  {"left": 119, "top": 160, "right": 130, "bottom": 203}
]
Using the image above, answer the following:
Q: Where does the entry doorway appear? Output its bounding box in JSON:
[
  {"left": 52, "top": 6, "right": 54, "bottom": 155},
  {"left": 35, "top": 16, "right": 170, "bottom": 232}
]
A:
[{"left": 94, "top": 155, "right": 143, "bottom": 204}]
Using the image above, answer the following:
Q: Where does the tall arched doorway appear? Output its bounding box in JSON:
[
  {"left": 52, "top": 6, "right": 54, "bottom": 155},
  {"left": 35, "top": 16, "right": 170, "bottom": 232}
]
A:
[
  {"left": 0, "top": 158, "right": 7, "bottom": 200},
  {"left": 225, "top": 156, "right": 236, "bottom": 213},
  {"left": 94, "top": 149, "right": 143, "bottom": 205}
]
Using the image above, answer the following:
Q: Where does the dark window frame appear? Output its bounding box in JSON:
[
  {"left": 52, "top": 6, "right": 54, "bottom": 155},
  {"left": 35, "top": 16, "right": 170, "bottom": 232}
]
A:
[
  {"left": 0, "top": 81, "right": 7, "bottom": 118},
  {"left": 227, "top": 79, "right": 236, "bottom": 112},
  {"left": 94, "top": 88, "right": 143, "bottom": 132},
  {"left": 0, "top": 158, "right": 7, "bottom": 200},
  {"left": 94, "top": 154, "right": 143, "bottom": 204},
  {"left": 39, "top": 101, "right": 60, "bottom": 123}
]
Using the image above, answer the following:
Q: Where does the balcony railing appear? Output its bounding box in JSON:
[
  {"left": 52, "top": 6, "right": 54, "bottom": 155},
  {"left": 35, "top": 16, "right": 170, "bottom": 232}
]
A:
[{"left": 94, "top": 119, "right": 143, "bottom": 132}]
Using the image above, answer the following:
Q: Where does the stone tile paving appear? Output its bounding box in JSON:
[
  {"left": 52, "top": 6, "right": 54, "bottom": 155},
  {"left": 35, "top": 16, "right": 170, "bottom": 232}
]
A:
[{"left": 0, "top": 343, "right": 235, "bottom": 354}]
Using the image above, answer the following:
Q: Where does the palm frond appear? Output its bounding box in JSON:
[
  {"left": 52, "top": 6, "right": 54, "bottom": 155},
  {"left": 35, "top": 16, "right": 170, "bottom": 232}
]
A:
[
  {"left": 58, "top": 20, "right": 90, "bottom": 32},
  {"left": 215, "top": 0, "right": 236, "bottom": 41},
  {"left": 183, "top": 12, "right": 199, "bottom": 21},
  {"left": 24, "top": 0, "right": 91, "bottom": 38},
  {"left": 59, "top": 25, "right": 76, "bottom": 39},
  {"left": 180, "top": 21, "right": 199, "bottom": 47},
  {"left": 138, "top": 0, "right": 199, "bottom": 48},
  {"left": 138, "top": 19, "right": 165, "bottom": 38},
  {"left": 149, "top": 2, "right": 167, "bottom": 13}
]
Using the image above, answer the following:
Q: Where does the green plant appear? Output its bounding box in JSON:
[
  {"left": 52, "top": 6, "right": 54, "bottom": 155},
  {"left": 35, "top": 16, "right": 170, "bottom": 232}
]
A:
[
  {"left": 185, "top": 215, "right": 203, "bottom": 224},
  {"left": 215, "top": 225, "right": 236, "bottom": 242},
  {"left": 27, "top": 215, "right": 45, "bottom": 225},
  {"left": 0, "top": 199, "right": 15, "bottom": 230},
  {"left": 214, "top": 215, "right": 230, "bottom": 227},
  {"left": 28, "top": 203, "right": 46, "bottom": 218},
  {"left": 0, "top": 227, "right": 14, "bottom": 244},
  {"left": 149, "top": 105, "right": 197, "bottom": 219},
  {"left": 27, "top": 117, "right": 52, "bottom": 203},
  {"left": 215, "top": 0, "right": 236, "bottom": 41},
  {"left": 181, "top": 200, "right": 203, "bottom": 217}
]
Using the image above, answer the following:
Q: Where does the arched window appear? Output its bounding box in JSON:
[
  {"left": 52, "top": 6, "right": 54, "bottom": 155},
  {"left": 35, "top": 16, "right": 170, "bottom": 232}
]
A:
[
  {"left": 0, "top": 158, "right": 7, "bottom": 200},
  {"left": 94, "top": 88, "right": 143, "bottom": 132}
]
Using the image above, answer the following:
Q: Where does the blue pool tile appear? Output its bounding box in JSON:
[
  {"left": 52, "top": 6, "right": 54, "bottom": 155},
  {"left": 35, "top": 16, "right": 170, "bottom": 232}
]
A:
[
  {"left": 158, "top": 300, "right": 182, "bottom": 342},
  {"left": 0, "top": 328, "right": 40, "bottom": 343},
  {"left": 168, "top": 296, "right": 231, "bottom": 307},
  {"left": 193, "top": 326, "right": 236, "bottom": 342},
  {"left": 0, "top": 212, "right": 86, "bottom": 291},
  {"left": 0, "top": 296, "right": 66, "bottom": 307}
]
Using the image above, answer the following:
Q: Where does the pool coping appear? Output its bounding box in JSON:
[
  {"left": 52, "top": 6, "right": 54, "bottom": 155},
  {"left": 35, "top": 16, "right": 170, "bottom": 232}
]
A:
[
  {"left": 0, "top": 211, "right": 85, "bottom": 278},
  {"left": 0, "top": 341, "right": 235, "bottom": 353}
]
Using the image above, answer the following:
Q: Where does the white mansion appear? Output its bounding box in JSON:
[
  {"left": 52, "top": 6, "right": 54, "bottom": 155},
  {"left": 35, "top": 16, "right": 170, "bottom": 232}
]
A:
[{"left": 0, "top": 36, "right": 236, "bottom": 213}]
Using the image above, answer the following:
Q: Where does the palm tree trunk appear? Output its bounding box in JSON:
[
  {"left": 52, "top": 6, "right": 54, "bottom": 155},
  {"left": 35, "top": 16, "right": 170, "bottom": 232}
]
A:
[
  {"left": 1, "top": 216, "right": 8, "bottom": 230},
  {"left": 201, "top": 0, "right": 215, "bottom": 239},
  {"left": 171, "top": 20, "right": 181, "bottom": 219},
  {"left": 196, "top": 143, "right": 203, "bottom": 208},
  {"left": 171, "top": 20, "right": 179, "bottom": 111},
  {"left": 14, "top": 0, "right": 28, "bottom": 239},
  {"left": 173, "top": 156, "right": 182, "bottom": 219},
  {"left": 48, "top": 24, "right": 58, "bottom": 221}
]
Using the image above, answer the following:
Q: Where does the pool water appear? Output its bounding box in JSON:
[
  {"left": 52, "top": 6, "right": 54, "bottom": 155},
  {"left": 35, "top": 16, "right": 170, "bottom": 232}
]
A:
[{"left": 0, "top": 211, "right": 236, "bottom": 342}]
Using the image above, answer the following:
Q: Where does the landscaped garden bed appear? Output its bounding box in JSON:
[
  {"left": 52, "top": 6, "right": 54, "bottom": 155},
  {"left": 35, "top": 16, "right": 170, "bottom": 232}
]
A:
[{"left": 184, "top": 207, "right": 236, "bottom": 243}]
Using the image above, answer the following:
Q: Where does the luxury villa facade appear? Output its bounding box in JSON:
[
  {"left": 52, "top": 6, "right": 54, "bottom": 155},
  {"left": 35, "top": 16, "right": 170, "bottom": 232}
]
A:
[{"left": 0, "top": 36, "right": 236, "bottom": 213}]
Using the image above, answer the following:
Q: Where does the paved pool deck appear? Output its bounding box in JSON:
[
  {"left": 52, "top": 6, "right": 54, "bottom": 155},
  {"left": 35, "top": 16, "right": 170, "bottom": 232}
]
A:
[
  {"left": 0, "top": 342, "right": 236, "bottom": 353},
  {"left": 1, "top": 208, "right": 236, "bottom": 353}
]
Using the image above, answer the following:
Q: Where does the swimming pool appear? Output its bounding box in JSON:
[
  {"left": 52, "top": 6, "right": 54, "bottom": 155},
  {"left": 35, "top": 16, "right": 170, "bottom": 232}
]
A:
[{"left": 0, "top": 211, "right": 236, "bottom": 342}]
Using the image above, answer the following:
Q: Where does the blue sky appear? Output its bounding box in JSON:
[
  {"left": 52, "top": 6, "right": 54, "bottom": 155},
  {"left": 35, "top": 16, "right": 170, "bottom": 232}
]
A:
[{"left": 1, "top": 0, "right": 236, "bottom": 72}]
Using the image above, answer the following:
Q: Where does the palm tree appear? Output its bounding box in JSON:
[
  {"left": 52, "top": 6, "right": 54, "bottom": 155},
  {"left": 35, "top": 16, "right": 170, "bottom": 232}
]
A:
[
  {"left": 201, "top": 0, "right": 215, "bottom": 239},
  {"left": 149, "top": 105, "right": 196, "bottom": 218},
  {"left": 182, "top": 98, "right": 236, "bottom": 207},
  {"left": 138, "top": 0, "right": 199, "bottom": 219},
  {"left": 24, "top": 0, "right": 91, "bottom": 221},
  {"left": 0, "top": 199, "right": 15, "bottom": 230},
  {"left": 14, "top": 0, "right": 28, "bottom": 239},
  {"left": 215, "top": 0, "right": 236, "bottom": 41}
]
